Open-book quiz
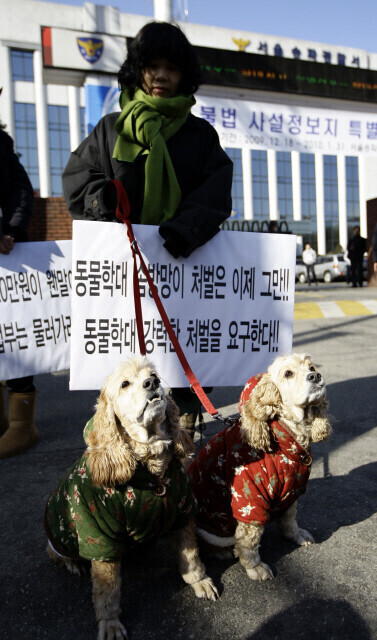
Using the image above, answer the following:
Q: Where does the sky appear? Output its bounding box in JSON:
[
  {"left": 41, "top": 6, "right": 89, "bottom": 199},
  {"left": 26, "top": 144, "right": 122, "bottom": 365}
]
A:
[{"left": 34, "top": 0, "right": 377, "bottom": 53}]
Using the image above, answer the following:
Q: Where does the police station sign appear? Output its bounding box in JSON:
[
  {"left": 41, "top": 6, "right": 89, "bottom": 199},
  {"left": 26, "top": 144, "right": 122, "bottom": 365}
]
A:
[
  {"left": 42, "top": 26, "right": 127, "bottom": 73},
  {"left": 70, "top": 222, "right": 296, "bottom": 390}
]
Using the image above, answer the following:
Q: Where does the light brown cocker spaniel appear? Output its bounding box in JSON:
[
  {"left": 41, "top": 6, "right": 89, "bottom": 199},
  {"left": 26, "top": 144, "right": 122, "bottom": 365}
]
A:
[
  {"left": 45, "top": 356, "right": 218, "bottom": 640},
  {"left": 189, "top": 353, "right": 331, "bottom": 582}
]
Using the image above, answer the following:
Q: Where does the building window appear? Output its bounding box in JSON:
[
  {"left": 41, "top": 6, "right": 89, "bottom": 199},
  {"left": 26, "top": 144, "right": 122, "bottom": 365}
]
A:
[
  {"left": 277, "top": 151, "right": 293, "bottom": 219},
  {"left": 324, "top": 155, "right": 339, "bottom": 252},
  {"left": 48, "top": 105, "right": 71, "bottom": 197},
  {"left": 251, "top": 150, "right": 269, "bottom": 219},
  {"left": 346, "top": 156, "right": 360, "bottom": 234},
  {"left": 300, "top": 152, "right": 317, "bottom": 250},
  {"left": 14, "top": 102, "right": 39, "bottom": 194},
  {"left": 11, "top": 49, "right": 34, "bottom": 82},
  {"left": 225, "top": 147, "right": 244, "bottom": 219}
]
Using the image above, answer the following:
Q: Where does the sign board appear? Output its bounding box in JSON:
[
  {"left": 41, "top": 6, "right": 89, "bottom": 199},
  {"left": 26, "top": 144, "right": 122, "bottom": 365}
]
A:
[
  {"left": 193, "top": 95, "right": 377, "bottom": 157},
  {"left": 0, "top": 241, "right": 72, "bottom": 380},
  {"left": 70, "top": 222, "right": 296, "bottom": 390},
  {"left": 195, "top": 45, "right": 377, "bottom": 102},
  {"left": 42, "top": 26, "right": 127, "bottom": 73}
]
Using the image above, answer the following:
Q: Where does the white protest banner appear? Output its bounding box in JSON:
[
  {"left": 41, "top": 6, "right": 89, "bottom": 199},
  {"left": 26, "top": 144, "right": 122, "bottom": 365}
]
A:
[
  {"left": 0, "top": 241, "right": 72, "bottom": 379},
  {"left": 70, "top": 222, "right": 296, "bottom": 390},
  {"left": 193, "top": 95, "right": 377, "bottom": 157}
]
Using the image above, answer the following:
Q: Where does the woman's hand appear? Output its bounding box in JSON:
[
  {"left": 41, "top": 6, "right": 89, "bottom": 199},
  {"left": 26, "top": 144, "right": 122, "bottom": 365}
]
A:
[{"left": 0, "top": 235, "right": 14, "bottom": 254}]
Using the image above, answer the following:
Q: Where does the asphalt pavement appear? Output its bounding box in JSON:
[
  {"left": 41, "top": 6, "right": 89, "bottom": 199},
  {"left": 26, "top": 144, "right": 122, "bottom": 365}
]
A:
[{"left": 1, "top": 280, "right": 377, "bottom": 640}]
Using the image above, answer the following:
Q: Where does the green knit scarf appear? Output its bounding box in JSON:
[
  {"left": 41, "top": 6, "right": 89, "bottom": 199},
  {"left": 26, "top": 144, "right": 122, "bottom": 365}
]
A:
[{"left": 113, "top": 87, "right": 195, "bottom": 225}]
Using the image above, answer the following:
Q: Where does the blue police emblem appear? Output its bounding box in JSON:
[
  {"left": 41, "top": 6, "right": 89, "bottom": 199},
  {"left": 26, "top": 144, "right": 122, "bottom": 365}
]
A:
[{"left": 76, "top": 37, "right": 104, "bottom": 64}]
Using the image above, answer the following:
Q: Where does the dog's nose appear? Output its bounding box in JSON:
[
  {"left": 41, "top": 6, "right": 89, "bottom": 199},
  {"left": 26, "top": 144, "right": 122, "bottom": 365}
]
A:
[
  {"left": 307, "top": 371, "right": 321, "bottom": 383},
  {"left": 143, "top": 376, "right": 160, "bottom": 390}
]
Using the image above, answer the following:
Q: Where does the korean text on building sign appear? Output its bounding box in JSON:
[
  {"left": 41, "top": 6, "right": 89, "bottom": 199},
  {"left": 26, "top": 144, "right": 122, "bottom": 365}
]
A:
[{"left": 194, "top": 96, "right": 377, "bottom": 156}]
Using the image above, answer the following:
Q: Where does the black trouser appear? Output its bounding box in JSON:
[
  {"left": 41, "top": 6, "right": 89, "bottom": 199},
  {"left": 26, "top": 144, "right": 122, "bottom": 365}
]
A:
[
  {"left": 170, "top": 386, "right": 213, "bottom": 415},
  {"left": 351, "top": 258, "right": 363, "bottom": 286},
  {"left": 5, "top": 376, "right": 35, "bottom": 393},
  {"left": 305, "top": 264, "right": 317, "bottom": 284}
]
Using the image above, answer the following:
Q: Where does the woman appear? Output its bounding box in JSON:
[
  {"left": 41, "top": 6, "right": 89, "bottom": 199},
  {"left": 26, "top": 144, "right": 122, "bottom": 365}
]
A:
[
  {"left": 0, "top": 128, "right": 39, "bottom": 458},
  {"left": 63, "top": 21, "right": 233, "bottom": 433}
]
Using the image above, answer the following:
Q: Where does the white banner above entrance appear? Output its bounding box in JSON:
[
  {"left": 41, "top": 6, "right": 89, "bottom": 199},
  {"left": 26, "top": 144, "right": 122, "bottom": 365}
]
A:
[{"left": 193, "top": 95, "right": 377, "bottom": 156}]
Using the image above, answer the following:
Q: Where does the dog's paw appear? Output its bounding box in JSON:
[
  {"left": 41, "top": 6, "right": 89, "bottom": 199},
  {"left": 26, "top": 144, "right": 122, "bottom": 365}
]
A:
[
  {"left": 246, "top": 562, "right": 274, "bottom": 581},
  {"left": 191, "top": 576, "right": 219, "bottom": 601},
  {"left": 295, "top": 528, "right": 315, "bottom": 546},
  {"left": 98, "top": 618, "right": 128, "bottom": 640}
]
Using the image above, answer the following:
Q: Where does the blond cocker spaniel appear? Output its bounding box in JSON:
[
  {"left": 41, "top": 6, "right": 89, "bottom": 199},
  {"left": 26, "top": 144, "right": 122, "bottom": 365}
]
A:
[
  {"left": 45, "top": 357, "right": 218, "bottom": 640},
  {"left": 189, "top": 353, "right": 331, "bottom": 582}
]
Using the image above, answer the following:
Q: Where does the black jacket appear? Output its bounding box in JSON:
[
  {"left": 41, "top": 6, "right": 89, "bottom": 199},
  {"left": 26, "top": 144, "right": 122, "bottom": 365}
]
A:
[
  {"left": 0, "top": 130, "right": 34, "bottom": 241},
  {"left": 347, "top": 233, "right": 366, "bottom": 261},
  {"left": 62, "top": 112, "right": 233, "bottom": 258}
]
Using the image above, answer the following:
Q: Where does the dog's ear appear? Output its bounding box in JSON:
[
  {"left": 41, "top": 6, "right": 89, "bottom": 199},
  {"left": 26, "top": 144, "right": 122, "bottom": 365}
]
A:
[
  {"left": 165, "top": 395, "right": 195, "bottom": 459},
  {"left": 310, "top": 399, "right": 332, "bottom": 442},
  {"left": 85, "top": 388, "right": 137, "bottom": 487},
  {"left": 240, "top": 375, "right": 281, "bottom": 451}
]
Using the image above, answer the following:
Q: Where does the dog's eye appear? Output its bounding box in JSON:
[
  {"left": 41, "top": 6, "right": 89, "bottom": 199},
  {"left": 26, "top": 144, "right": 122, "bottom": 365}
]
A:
[
  {"left": 309, "top": 365, "right": 316, "bottom": 371},
  {"left": 121, "top": 380, "right": 130, "bottom": 388},
  {"left": 284, "top": 370, "right": 293, "bottom": 378}
]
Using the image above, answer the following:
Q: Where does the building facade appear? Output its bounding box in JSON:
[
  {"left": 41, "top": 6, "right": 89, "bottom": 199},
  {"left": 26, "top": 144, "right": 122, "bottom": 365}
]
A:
[{"left": 1, "top": 0, "right": 377, "bottom": 254}]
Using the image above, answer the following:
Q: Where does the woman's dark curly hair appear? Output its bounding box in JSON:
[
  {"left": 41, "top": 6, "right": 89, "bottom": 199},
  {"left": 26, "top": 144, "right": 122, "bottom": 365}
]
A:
[{"left": 118, "top": 21, "right": 201, "bottom": 96}]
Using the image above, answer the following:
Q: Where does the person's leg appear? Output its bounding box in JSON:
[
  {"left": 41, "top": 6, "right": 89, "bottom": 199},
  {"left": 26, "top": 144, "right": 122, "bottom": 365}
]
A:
[
  {"left": 356, "top": 259, "right": 363, "bottom": 286},
  {"left": 170, "top": 387, "right": 205, "bottom": 439},
  {"left": 0, "top": 376, "right": 39, "bottom": 458},
  {"left": 310, "top": 265, "right": 318, "bottom": 285},
  {"left": 0, "top": 383, "right": 9, "bottom": 436},
  {"left": 351, "top": 260, "right": 357, "bottom": 287},
  {"left": 7, "top": 376, "right": 35, "bottom": 393},
  {"left": 305, "top": 265, "right": 311, "bottom": 285}
]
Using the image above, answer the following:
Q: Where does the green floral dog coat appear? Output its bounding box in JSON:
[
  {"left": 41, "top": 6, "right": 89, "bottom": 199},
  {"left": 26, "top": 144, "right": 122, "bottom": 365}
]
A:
[{"left": 45, "top": 445, "right": 196, "bottom": 562}]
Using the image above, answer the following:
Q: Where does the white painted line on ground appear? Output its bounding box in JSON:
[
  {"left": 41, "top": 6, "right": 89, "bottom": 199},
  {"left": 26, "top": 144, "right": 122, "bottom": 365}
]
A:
[
  {"left": 361, "top": 299, "right": 377, "bottom": 314},
  {"left": 317, "top": 301, "right": 345, "bottom": 317}
]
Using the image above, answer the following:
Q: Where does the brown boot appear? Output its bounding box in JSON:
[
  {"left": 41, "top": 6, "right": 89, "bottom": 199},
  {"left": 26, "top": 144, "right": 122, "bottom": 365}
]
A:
[
  {"left": 0, "top": 390, "right": 39, "bottom": 458},
  {"left": 0, "top": 384, "right": 9, "bottom": 436}
]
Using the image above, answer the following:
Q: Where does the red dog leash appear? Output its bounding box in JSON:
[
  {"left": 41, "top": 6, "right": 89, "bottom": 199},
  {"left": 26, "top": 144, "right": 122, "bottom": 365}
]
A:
[{"left": 110, "top": 179, "right": 223, "bottom": 421}]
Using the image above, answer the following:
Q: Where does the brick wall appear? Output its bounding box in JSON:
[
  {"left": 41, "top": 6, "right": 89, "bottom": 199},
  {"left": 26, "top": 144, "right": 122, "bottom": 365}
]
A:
[{"left": 28, "top": 197, "right": 72, "bottom": 241}]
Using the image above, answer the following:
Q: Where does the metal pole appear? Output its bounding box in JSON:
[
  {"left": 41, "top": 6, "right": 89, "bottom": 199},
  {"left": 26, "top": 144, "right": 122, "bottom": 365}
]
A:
[{"left": 153, "top": 0, "right": 173, "bottom": 21}]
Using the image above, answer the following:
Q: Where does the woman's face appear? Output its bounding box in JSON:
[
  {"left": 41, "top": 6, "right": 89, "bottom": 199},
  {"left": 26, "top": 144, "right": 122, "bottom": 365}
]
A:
[{"left": 141, "top": 57, "right": 182, "bottom": 98}]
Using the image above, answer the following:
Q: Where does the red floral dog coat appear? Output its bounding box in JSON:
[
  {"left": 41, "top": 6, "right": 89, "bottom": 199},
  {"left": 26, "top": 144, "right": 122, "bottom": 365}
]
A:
[{"left": 188, "top": 374, "right": 312, "bottom": 539}]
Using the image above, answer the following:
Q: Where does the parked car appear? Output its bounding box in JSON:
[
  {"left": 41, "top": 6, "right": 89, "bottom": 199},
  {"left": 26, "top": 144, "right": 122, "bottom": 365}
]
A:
[
  {"left": 296, "top": 254, "right": 368, "bottom": 283},
  {"left": 296, "top": 254, "right": 347, "bottom": 283}
]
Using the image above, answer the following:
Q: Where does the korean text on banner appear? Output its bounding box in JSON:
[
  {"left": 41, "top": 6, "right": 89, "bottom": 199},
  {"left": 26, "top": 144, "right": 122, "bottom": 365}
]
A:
[
  {"left": 193, "top": 96, "right": 377, "bottom": 157},
  {"left": 70, "top": 222, "right": 296, "bottom": 391},
  {"left": 0, "top": 241, "right": 72, "bottom": 379}
]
